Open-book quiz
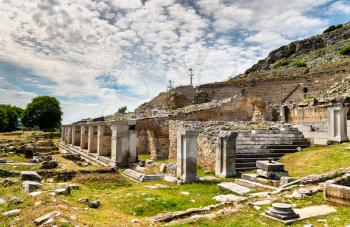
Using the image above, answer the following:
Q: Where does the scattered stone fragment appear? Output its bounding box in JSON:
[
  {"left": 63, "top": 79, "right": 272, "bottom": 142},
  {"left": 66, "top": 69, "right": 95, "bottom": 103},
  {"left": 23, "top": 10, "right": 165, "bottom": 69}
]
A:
[
  {"left": 42, "top": 160, "right": 58, "bottom": 169},
  {"left": 10, "top": 197, "right": 23, "bottom": 205},
  {"left": 0, "top": 198, "right": 5, "bottom": 205},
  {"left": 22, "top": 181, "right": 42, "bottom": 193},
  {"left": 145, "top": 159, "right": 154, "bottom": 167},
  {"left": 79, "top": 198, "right": 89, "bottom": 204},
  {"left": 1, "top": 179, "right": 15, "bottom": 187},
  {"left": 181, "top": 191, "right": 190, "bottom": 196},
  {"left": 88, "top": 200, "right": 100, "bottom": 209},
  {"left": 251, "top": 199, "right": 272, "bottom": 206},
  {"left": 20, "top": 171, "right": 42, "bottom": 182},
  {"left": 2, "top": 209, "right": 21, "bottom": 216},
  {"left": 68, "top": 183, "right": 80, "bottom": 190},
  {"left": 34, "top": 211, "right": 61, "bottom": 226},
  {"left": 24, "top": 149, "right": 34, "bottom": 159},
  {"left": 55, "top": 187, "right": 71, "bottom": 196},
  {"left": 212, "top": 194, "right": 245, "bottom": 203},
  {"left": 131, "top": 219, "right": 138, "bottom": 223},
  {"left": 159, "top": 163, "right": 167, "bottom": 173},
  {"left": 138, "top": 160, "right": 145, "bottom": 167},
  {"left": 199, "top": 176, "right": 217, "bottom": 181},
  {"left": 0, "top": 159, "right": 7, "bottom": 163},
  {"left": 164, "top": 175, "right": 180, "bottom": 184},
  {"left": 218, "top": 182, "right": 251, "bottom": 195},
  {"left": 146, "top": 184, "right": 168, "bottom": 189},
  {"left": 29, "top": 191, "right": 43, "bottom": 197}
]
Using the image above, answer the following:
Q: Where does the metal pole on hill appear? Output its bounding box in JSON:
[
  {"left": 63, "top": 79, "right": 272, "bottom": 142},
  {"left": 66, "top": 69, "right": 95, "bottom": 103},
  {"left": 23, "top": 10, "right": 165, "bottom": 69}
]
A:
[{"left": 189, "top": 68, "right": 194, "bottom": 87}]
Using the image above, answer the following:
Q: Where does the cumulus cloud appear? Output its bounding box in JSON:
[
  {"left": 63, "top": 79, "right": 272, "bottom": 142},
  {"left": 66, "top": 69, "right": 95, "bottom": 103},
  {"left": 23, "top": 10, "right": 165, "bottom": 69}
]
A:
[{"left": 0, "top": 0, "right": 346, "bottom": 123}]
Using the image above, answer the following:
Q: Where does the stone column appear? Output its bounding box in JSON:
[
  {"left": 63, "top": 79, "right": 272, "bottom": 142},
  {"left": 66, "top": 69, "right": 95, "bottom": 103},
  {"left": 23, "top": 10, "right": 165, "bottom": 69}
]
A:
[
  {"left": 215, "top": 131, "right": 238, "bottom": 178},
  {"left": 128, "top": 128, "right": 137, "bottom": 162},
  {"left": 80, "top": 125, "right": 87, "bottom": 149},
  {"left": 61, "top": 126, "right": 65, "bottom": 142},
  {"left": 97, "top": 124, "right": 105, "bottom": 156},
  {"left": 67, "top": 126, "right": 72, "bottom": 144},
  {"left": 176, "top": 130, "right": 199, "bottom": 183},
  {"left": 327, "top": 106, "right": 349, "bottom": 143},
  {"left": 111, "top": 122, "right": 129, "bottom": 165},
  {"left": 71, "top": 125, "right": 76, "bottom": 146},
  {"left": 88, "top": 125, "right": 97, "bottom": 153}
]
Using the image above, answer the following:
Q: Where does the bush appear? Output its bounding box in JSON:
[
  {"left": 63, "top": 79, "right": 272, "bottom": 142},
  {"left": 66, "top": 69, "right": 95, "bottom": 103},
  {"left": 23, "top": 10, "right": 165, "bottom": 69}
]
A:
[
  {"left": 340, "top": 46, "right": 350, "bottom": 56},
  {"left": 272, "top": 60, "right": 290, "bottom": 68},
  {"left": 0, "top": 105, "right": 23, "bottom": 132},
  {"left": 292, "top": 61, "right": 307, "bottom": 68},
  {"left": 22, "top": 96, "right": 62, "bottom": 131},
  {"left": 323, "top": 24, "right": 343, "bottom": 34}
]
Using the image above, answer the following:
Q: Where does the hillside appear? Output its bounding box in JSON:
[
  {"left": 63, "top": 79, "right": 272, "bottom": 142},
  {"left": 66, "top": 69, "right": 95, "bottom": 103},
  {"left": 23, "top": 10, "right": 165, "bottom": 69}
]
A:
[
  {"left": 246, "top": 22, "right": 350, "bottom": 73},
  {"left": 136, "top": 22, "right": 350, "bottom": 115}
]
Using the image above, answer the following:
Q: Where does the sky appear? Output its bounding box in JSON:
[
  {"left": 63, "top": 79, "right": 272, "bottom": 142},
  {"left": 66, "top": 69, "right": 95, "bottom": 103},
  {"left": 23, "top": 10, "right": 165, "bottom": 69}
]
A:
[{"left": 0, "top": 0, "right": 349, "bottom": 124}]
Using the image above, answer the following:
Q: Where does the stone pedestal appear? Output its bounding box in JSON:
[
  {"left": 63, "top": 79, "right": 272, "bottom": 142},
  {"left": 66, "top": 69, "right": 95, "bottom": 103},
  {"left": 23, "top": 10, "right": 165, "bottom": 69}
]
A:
[
  {"left": 215, "top": 131, "right": 238, "bottom": 178},
  {"left": 256, "top": 160, "right": 288, "bottom": 180},
  {"left": 88, "top": 126, "right": 97, "bottom": 153},
  {"left": 265, "top": 203, "right": 299, "bottom": 220},
  {"left": 327, "top": 106, "right": 349, "bottom": 143},
  {"left": 111, "top": 122, "right": 130, "bottom": 165},
  {"left": 176, "top": 130, "right": 199, "bottom": 183}
]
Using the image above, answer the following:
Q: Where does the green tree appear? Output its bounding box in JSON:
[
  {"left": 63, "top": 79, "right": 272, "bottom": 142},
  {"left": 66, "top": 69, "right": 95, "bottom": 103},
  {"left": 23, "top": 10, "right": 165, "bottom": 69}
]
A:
[
  {"left": 116, "top": 106, "right": 127, "bottom": 114},
  {"left": 0, "top": 105, "right": 23, "bottom": 132},
  {"left": 22, "top": 96, "right": 62, "bottom": 131}
]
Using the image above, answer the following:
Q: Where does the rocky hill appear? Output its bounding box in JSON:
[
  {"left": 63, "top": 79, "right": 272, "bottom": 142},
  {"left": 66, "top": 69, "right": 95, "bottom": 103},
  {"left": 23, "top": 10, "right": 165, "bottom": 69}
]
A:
[
  {"left": 246, "top": 22, "right": 350, "bottom": 73},
  {"left": 136, "top": 22, "right": 350, "bottom": 116}
]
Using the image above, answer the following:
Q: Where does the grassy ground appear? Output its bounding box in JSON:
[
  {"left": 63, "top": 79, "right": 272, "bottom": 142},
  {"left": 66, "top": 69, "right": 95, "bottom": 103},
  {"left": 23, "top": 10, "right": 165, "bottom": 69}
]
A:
[
  {"left": 2, "top": 135, "right": 350, "bottom": 226},
  {"left": 280, "top": 142, "right": 350, "bottom": 177}
]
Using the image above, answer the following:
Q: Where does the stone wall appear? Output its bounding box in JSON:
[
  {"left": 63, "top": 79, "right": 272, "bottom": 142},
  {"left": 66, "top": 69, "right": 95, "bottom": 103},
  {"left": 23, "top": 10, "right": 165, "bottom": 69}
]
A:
[
  {"left": 136, "top": 117, "right": 170, "bottom": 160},
  {"left": 288, "top": 106, "right": 328, "bottom": 123}
]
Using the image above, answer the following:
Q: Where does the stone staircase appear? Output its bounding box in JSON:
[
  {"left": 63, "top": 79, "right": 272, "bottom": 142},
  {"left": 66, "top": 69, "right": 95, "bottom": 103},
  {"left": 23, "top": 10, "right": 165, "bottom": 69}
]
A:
[{"left": 235, "top": 128, "right": 310, "bottom": 172}]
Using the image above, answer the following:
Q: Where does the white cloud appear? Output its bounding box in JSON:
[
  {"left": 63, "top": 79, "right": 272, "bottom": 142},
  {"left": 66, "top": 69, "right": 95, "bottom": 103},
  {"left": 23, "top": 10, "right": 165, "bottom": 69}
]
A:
[
  {"left": 0, "top": 0, "right": 344, "bottom": 123},
  {"left": 329, "top": 0, "right": 350, "bottom": 14}
]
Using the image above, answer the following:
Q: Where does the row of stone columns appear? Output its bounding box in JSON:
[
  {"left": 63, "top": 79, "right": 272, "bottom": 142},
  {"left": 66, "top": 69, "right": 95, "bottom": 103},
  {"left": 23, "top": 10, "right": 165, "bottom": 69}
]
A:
[
  {"left": 61, "top": 120, "right": 137, "bottom": 166},
  {"left": 176, "top": 130, "right": 238, "bottom": 183}
]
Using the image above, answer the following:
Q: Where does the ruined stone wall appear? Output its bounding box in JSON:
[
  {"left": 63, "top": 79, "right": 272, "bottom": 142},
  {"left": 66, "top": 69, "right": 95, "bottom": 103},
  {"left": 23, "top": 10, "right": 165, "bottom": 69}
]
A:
[
  {"left": 288, "top": 106, "right": 328, "bottom": 123},
  {"left": 136, "top": 117, "right": 169, "bottom": 160}
]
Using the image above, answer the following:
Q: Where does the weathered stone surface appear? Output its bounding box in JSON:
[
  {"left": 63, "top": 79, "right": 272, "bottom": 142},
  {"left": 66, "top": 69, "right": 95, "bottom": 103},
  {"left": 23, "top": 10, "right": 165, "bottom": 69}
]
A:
[
  {"left": 2, "top": 209, "right": 21, "bottom": 216},
  {"left": 42, "top": 160, "right": 58, "bottom": 169},
  {"left": 325, "top": 183, "right": 350, "bottom": 206},
  {"left": 20, "top": 171, "right": 42, "bottom": 182},
  {"left": 212, "top": 194, "right": 245, "bottom": 203},
  {"left": 218, "top": 182, "right": 251, "bottom": 195},
  {"left": 22, "top": 181, "right": 42, "bottom": 193},
  {"left": 265, "top": 203, "right": 299, "bottom": 220},
  {"left": 256, "top": 160, "right": 285, "bottom": 171},
  {"left": 0, "top": 198, "right": 5, "bottom": 205},
  {"left": 55, "top": 187, "right": 71, "bottom": 196},
  {"left": 256, "top": 169, "right": 288, "bottom": 180},
  {"left": 241, "top": 173, "right": 257, "bottom": 182},
  {"left": 34, "top": 211, "right": 61, "bottom": 226}
]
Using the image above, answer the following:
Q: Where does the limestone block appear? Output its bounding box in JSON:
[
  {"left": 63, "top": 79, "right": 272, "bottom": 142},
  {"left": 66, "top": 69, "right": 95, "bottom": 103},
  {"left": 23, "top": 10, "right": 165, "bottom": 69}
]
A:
[
  {"left": 215, "top": 131, "right": 238, "bottom": 178},
  {"left": 176, "top": 130, "right": 199, "bottom": 183},
  {"left": 256, "top": 169, "right": 288, "bottom": 180},
  {"left": 217, "top": 182, "right": 251, "bottom": 195},
  {"left": 20, "top": 171, "right": 42, "bottom": 182},
  {"left": 325, "top": 183, "right": 350, "bottom": 206},
  {"left": 22, "top": 181, "right": 42, "bottom": 193},
  {"left": 256, "top": 160, "right": 285, "bottom": 171}
]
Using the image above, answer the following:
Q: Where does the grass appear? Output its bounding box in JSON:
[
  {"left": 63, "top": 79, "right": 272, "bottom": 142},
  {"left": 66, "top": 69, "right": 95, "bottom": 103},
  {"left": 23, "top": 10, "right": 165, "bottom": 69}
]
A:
[
  {"left": 292, "top": 61, "right": 307, "bottom": 68},
  {"left": 272, "top": 60, "right": 290, "bottom": 68},
  {"left": 280, "top": 142, "right": 350, "bottom": 177},
  {"left": 340, "top": 46, "right": 350, "bottom": 56}
]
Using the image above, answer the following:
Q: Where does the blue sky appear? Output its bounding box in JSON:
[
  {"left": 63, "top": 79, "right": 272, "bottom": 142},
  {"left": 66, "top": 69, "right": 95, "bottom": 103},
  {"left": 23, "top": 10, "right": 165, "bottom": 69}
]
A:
[{"left": 0, "top": 0, "right": 349, "bottom": 123}]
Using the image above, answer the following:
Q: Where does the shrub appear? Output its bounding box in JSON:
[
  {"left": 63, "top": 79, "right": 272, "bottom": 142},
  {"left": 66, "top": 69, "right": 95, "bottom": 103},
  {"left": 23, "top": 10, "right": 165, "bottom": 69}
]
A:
[
  {"left": 272, "top": 60, "right": 290, "bottom": 68},
  {"left": 292, "top": 61, "right": 307, "bottom": 68},
  {"left": 340, "top": 46, "right": 350, "bottom": 56},
  {"left": 22, "top": 96, "right": 62, "bottom": 131},
  {"left": 323, "top": 24, "right": 343, "bottom": 34}
]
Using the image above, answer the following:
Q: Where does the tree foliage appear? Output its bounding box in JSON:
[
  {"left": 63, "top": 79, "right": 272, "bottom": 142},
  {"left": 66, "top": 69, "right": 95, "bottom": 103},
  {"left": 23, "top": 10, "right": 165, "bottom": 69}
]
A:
[
  {"left": 0, "top": 105, "right": 23, "bottom": 132},
  {"left": 323, "top": 24, "right": 343, "bottom": 34},
  {"left": 22, "top": 96, "right": 62, "bottom": 131},
  {"left": 116, "top": 106, "right": 127, "bottom": 114}
]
